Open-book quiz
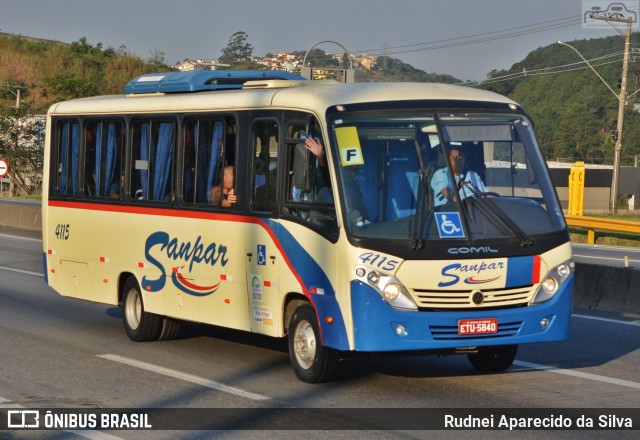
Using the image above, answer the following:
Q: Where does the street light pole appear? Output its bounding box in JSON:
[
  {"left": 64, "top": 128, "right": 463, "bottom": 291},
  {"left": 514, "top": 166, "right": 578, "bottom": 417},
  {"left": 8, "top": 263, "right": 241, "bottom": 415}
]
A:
[
  {"left": 557, "top": 19, "right": 631, "bottom": 212},
  {"left": 556, "top": 40, "right": 619, "bottom": 99},
  {"left": 611, "top": 18, "right": 632, "bottom": 213},
  {"left": 586, "top": 16, "right": 633, "bottom": 213}
]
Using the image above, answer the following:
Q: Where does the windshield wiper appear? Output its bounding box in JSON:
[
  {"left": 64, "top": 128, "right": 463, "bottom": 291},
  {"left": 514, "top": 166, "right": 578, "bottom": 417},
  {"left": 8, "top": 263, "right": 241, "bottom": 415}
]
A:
[
  {"left": 410, "top": 135, "right": 434, "bottom": 250},
  {"left": 411, "top": 169, "right": 431, "bottom": 250},
  {"left": 460, "top": 180, "right": 533, "bottom": 247}
]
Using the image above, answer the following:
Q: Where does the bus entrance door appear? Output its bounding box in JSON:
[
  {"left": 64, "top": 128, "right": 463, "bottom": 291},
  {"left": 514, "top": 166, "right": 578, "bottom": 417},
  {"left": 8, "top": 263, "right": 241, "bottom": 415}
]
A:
[{"left": 245, "top": 223, "right": 280, "bottom": 337}]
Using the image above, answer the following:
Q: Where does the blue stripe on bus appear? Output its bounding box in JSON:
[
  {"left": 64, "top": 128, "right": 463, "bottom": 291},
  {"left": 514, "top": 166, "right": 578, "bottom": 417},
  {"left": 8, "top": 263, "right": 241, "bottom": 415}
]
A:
[
  {"left": 264, "top": 219, "right": 349, "bottom": 351},
  {"left": 506, "top": 255, "right": 534, "bottom": 287}
]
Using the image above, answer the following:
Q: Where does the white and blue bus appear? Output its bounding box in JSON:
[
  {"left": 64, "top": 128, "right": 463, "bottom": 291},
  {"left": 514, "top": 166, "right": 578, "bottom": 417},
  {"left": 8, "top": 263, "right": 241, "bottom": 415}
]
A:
[{"left": 42, "top": 70, "right": 573, "bottom": 383}]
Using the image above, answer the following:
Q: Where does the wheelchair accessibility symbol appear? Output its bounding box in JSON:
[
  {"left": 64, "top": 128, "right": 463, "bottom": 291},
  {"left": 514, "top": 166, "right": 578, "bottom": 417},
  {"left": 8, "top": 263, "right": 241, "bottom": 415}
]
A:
[
  {"left": 257, "top": 244, "right": 267, "bottom": 266},
  {"left": 435, "top": 212, "right": 465, "bottom": 238}
]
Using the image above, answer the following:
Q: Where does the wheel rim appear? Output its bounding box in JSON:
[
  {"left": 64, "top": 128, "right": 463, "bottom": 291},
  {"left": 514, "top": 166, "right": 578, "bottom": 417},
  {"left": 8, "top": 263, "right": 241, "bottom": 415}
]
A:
[
  {"left": 293, "top": 319, "right": 316, "bottom": 370},
  {"left": 124, "top": 288, "right": 141, "bottom": 331}
]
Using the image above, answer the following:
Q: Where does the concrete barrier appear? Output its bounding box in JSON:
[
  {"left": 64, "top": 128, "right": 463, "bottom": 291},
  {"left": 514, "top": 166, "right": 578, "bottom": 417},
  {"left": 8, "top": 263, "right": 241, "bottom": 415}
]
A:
[
  {"left": 0, "top": 199, "right": 637, "bottom": 313},
  {"left": 0, "top": 199, "right": 41, "bottom": 231},
  {"left": 574, "top": 263, "right": 640, "bottom": 313}
]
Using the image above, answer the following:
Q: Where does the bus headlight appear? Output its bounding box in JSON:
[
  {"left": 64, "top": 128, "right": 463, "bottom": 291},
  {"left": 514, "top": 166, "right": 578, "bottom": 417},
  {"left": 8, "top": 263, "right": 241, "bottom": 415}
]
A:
[
  {"left": 541, "top": 277, "right": 558, "bottom": 295},
  {"left": 354, "top": 266, "right": 418, "bottom": 311},
  {"left": 531, "top": 259, "right": 574, "bottom": 304},
  {"left": 384, "top": 283, "right": 401, "bottom": 301}
]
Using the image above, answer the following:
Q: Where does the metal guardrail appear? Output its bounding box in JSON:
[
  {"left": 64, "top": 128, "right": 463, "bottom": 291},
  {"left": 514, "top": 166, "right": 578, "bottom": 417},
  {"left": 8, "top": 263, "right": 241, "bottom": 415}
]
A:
[{"left": 565, "top": 214, "right": 640, "bottom": 244}]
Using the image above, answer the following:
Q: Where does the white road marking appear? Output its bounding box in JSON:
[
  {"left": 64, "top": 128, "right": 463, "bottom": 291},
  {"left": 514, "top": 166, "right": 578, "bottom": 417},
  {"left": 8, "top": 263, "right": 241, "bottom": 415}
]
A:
[
  {"left": 573, "top": 313, "right": 640, "bottom": 327},
  {"left": 513, "top": 314, "right": 640, "bottom": 390},
  {"left": 0, "top": 265, "right": 43, "bottom": 277},
  {"left": 513, "top": 360, "right": 640, "bottom": 390},
  {"left": 575, "top": 255, "right": 640, "bottom": 264},
  {"left": 98, "top": 354, "right": 271, "bottom": 401},
  {"left": 0, "top": 233, "right": 41, "bottom": 242}
]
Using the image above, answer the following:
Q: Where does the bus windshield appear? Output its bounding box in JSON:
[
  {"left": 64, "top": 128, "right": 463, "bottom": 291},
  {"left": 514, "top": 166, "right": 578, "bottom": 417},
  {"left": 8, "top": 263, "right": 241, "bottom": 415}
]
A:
[{"left": 330, "top": 111, "right": 566, "bottom": 242}]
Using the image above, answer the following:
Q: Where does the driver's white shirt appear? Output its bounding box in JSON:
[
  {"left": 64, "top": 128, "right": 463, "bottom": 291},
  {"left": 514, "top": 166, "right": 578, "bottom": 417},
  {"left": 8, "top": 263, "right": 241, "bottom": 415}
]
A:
[{"left": 431, "top": 168, "right": 487, "bottom": 206}]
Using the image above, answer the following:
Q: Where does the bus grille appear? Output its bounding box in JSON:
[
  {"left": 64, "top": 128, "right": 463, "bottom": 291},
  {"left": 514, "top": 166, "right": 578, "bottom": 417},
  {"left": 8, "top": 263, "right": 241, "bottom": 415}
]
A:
[
  {"left": 429, "top": 321, "right": 523, "bottom": 340},
  {"left": 409, "top": 285, "right": 535, "bottom": 310}
]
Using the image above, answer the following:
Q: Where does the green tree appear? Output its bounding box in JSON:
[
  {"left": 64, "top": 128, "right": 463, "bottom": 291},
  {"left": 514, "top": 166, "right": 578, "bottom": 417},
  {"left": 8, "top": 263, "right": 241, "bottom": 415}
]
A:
[
  {"left": 219, "top": 31, "right": 257, "bottom": 68},
  {"left": 0, "top": 102, "right": 44, "bottom": 195}
]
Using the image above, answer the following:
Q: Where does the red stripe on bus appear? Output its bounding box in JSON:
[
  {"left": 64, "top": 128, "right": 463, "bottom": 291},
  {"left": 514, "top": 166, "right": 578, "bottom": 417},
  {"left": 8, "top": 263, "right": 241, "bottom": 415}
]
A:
[{"left": 532, "top": 255, "right": 541, "bottom": 284}]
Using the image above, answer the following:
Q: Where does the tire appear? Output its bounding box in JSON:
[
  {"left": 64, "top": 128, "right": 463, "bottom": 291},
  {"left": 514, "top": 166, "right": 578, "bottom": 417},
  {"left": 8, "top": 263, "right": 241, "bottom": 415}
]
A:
[
  {"left": 158, "top": 317, "right": 181, "bottom": 341},
  {"left": 288, "top": 304, "right": 339, "bottom": 383},
  {"left": 468, "top": 345, "right": 518, "bottom": 372},
  {"left": 122, "top": 277, "right": 163, "bottom": 342}
]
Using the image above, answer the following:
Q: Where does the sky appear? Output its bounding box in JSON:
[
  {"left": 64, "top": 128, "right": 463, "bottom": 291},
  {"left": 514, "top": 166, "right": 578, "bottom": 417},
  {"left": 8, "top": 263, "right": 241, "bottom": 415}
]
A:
[{"left": 0, "top": 0, "right": 638, "bottom": 83}]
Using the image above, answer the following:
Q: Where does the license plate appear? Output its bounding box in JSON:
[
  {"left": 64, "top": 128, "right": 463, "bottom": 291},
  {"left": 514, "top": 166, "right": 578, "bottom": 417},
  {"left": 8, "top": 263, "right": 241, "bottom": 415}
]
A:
[{"left": 458, "top": 318, "right": 498, "bottom": 335}]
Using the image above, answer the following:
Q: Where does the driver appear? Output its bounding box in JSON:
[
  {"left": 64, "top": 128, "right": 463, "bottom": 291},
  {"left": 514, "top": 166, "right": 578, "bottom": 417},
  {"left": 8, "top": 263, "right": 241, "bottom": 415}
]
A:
[{"left": 431, "top": 143, "right": 487, "bottom": 206}]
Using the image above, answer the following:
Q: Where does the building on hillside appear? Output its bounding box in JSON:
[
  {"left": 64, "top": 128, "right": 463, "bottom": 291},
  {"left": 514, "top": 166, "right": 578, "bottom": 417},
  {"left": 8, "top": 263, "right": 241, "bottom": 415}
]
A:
[
  {"left": 174, "top": 59, "right": 230, "bottom": 71},
  {"left": 355, "top": 55, "right": 376, "bottom": 70}
]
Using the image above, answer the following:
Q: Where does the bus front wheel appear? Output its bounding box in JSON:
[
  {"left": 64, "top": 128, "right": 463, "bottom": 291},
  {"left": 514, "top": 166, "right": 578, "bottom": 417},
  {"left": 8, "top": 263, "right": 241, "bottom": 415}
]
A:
[
  {"left": 467, "top": 345, "right": 517, "bottom": 372},
  {"left": 288, "top": 304, "right": 339, "bottom": 383},
  {"left": 122, "top": 277, "right": 163, "bottom": 342}
]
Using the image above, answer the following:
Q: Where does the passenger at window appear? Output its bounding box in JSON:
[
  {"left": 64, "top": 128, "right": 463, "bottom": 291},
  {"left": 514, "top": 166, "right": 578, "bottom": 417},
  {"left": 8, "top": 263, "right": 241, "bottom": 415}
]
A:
[
  {"left": 292, "top": 134, "right": 331, "bottom": 203},
  {"left": 305, "top": 136, "right": 326, "bottom": 168},
  {"left": 211, "top": 165, "right": 236, "bottom": 207}
]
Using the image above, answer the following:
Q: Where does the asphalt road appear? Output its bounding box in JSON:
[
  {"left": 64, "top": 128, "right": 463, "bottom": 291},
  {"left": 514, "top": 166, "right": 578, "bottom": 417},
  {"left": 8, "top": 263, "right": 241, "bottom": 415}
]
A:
[
  {"left": 572, "top": 243, "right": 640, "bottom": 269},
  {"left": 0, "top": 232, "right": 638, "bottom": 439}
]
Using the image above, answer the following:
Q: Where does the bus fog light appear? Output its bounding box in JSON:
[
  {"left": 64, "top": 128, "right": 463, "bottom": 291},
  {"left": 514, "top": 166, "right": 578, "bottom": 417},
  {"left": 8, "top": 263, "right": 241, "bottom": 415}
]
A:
[
  {"left": 542, "top": 277, "right": 558, "bottom": 294},
  {"left": 557, "top": 263, "right": 571, "bottom": 278},
  {"left": 540, "top": 318, "right": 549, "bottom": 329},
  {"left": 396, "top": 324, "right": 407, "bottom": 336},
  {"left": 384, "top": 283, "right": 401, "bottom": 301}
]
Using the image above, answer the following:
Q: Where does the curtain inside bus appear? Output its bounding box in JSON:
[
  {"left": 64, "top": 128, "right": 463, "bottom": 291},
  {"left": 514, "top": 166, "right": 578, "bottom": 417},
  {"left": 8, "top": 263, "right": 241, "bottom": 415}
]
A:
[
  {"left": 59, "top": 122, "right": 79, "bottom": 195},
  {"left": 152, "top": 123, "right": 173, "bottom": 200},
  {"left": 103, "top": 123, "right": 117, "bottom": 196},
  {"left": 139, "top": 123, "right": 149, "bottom": 199},
  {"left": 206, "top": 122, "right": 223, "bottom": 204},
  {"left": 94, "top": 123, "right": 102, "bottom": 195}
]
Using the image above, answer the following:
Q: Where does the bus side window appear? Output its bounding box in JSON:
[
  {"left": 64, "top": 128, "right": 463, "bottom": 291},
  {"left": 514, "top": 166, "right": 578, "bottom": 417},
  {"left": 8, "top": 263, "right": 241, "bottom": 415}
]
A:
[
  {"left": 84, "top": 121, "right": 124, "bottom": 198},
  {"left": 131, "top": 120, "right": 175, "bottom": 201},
  {"left": 283, "top": 119, "right": 337, "bottom": 238},
  {"left": 251, "top": 120, "right": 278, "bottom": 212},
  {"left": 183, "top": 119, "right": 225, "bottom": 205},
  {"left": 55, "top": 120, "right": 80, "bottom": 196}
]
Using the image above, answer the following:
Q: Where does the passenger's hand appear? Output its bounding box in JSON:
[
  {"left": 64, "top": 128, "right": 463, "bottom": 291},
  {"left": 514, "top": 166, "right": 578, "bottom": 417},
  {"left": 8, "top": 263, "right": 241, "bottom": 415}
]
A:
[
  {"left": 305, "top": 138, "right": 323, "bottom": 158},
  {"left": 227, "top": 188, "right": 237, "bottom": 205}
]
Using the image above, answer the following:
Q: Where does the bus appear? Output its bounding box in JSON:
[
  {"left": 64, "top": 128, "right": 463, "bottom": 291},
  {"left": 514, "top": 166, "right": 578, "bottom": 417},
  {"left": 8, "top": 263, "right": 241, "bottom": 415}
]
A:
[{"left": 42, "top": 70, "right": 573, "bottom": 383}]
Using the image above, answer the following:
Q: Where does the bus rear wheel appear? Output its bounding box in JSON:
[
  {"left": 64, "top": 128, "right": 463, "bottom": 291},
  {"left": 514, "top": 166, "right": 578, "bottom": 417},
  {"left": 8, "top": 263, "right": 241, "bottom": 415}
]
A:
[
  {"left": 288, "top": 304, "right": 339, "bottom": 383},
  {"left": 122, "top": 277, "right": 163, "bottom": 342},
  {"left": 468, "top": 345, "right": 518, "bottom": 372}
]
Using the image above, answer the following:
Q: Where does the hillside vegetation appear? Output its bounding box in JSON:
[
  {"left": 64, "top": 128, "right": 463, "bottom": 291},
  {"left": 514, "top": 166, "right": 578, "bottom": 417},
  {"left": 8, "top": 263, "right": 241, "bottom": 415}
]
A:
[
  {"left": 481, "top": 33, "right": 640, "bottom": 167},
  {"left": 0, "top": 33, "right": 171, "bottom": 110}
]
